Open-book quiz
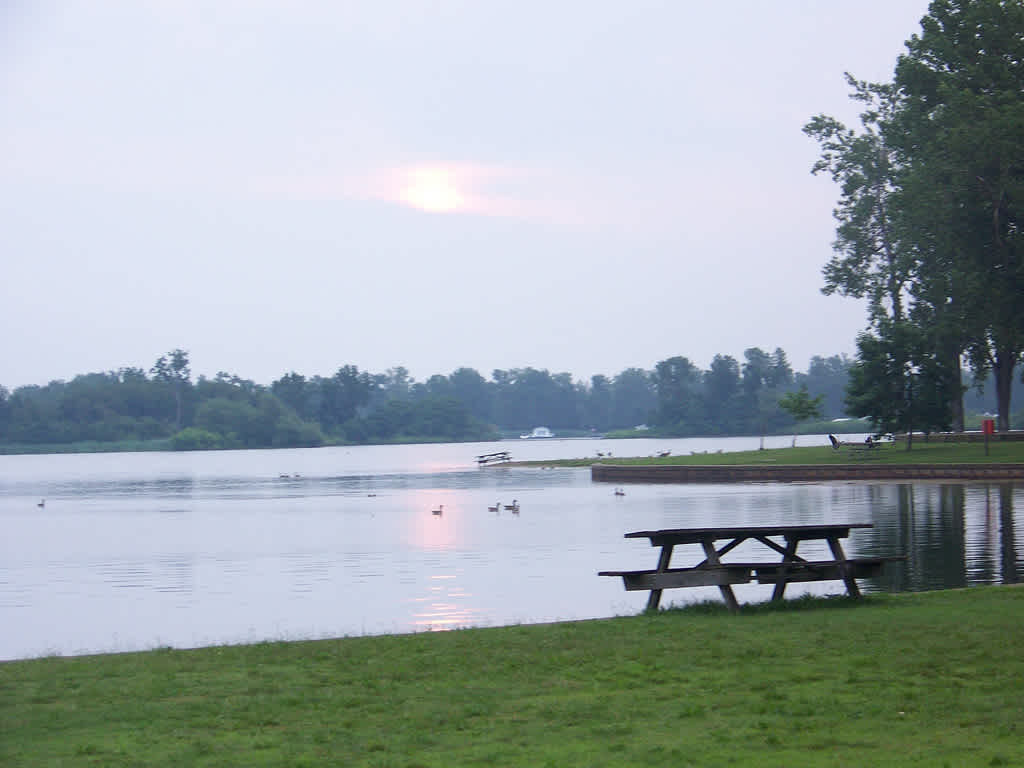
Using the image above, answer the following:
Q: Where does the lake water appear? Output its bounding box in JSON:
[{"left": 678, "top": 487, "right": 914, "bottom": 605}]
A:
[{"left": 1, "top": 435, "right": 1021, "bottom": 661}]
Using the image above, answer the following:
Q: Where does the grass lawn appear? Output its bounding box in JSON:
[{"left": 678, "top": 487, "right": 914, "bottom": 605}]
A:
[
  {"left": 2, "top": 587, "right": 1023, "bottom": 767},
  {"left": 522, "top": 438, "right": 1024, "bottom": 468}
]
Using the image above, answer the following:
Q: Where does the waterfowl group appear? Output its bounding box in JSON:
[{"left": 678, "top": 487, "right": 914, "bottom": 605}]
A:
[{"left": 434, "top": 500, "right": 523, "bottom": 516}]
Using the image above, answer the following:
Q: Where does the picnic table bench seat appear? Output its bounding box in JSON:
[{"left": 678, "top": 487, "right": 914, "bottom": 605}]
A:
[{"left": 600, "top": 556, "right": 900, "bottom": 591}]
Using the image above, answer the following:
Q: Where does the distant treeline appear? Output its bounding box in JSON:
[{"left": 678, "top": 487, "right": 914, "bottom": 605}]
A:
[{"left": 0, "top": 348, "right": 1014, "bottom": 452}]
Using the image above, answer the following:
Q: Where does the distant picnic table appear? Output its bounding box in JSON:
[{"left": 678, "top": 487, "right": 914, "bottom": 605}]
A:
[
  {"left": 829, "top": 433, "right": 890, "bottom": 459},
  {"left": 476, "top": 451, "right": 511, "bottom": 466},
  {"left": 600, "top": 523, "right": 902, "bottom": 612}
]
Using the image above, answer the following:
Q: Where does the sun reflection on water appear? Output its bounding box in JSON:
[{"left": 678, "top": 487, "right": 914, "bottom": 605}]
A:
[{"left": 411, "top": 573, "right": 478, "bottom": 631}]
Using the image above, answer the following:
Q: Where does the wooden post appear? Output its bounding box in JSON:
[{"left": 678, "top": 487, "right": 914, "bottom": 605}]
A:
[
  {"left": 700, "top": 538, "right": 740, "bottom": 613},
  {"left": 771, "top": 537, "right": 799, "bottom": 601},
  {"left": 646, "top": 544, "right": 674, "bottom": 611},
  {"left": 827, "top": 535, "right": 861, "bottom": 598}
]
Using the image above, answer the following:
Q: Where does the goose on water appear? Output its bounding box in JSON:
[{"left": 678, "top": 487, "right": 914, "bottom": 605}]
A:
[
  {"left": 487, "top": 502, "right": 500, "bottom": 512},
  {"left": 504, "top": 499, "right": 519, "bottom": 512},
  {"left": 432, "top": 505, "right": 444, "bottom": 516}
]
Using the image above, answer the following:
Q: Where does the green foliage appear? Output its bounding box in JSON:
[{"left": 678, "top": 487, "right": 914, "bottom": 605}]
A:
[
  {"left": 652, "top": 356, "right": 704, "bottom": 433},
  {"left": 895, "top": 0, "right": 1024, "bottom": 432},
  {"left": 809, "top": 0, "right": 1024, "bottom": 433},
  {"left": 170, "top": 427, "right": 224, "bottom": 451},
  {"left": 799, "top": 355, "right": 854, "bottom": 421},
  {"left": 703, "top": 354, "right": 741, "bottom": 434},
  {"left": 778, "top": 384, "right": 824, "bottom": 423},
  {"left": 0, "top": 345, "right": 858, "bottom": 452},
  {"left": 778, "top": 383, "right": 825, "bottom": 446},
  {"left": 846, "top": 321, "right": 956, "bottom": 447}
]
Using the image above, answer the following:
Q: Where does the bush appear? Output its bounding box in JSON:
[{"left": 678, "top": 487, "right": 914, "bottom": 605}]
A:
[{"left": 170, "top": 427, "right": 224, "bottom": 451}]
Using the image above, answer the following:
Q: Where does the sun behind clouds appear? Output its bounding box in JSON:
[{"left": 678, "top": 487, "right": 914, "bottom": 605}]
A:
[{"left": 399, "top": 167, "right": 465, "bottom": 213}]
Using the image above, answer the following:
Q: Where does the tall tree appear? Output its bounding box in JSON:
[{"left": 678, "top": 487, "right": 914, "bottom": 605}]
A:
[
  {"left": 586, "top": 374, "right": 614, "bottom": 431},
  {"left": 703, "top": 354, "right": 741, "bottom": 434},
  {"left": 611, "top": 368, "right": 655, "bottom": 429},
  {"left": 272, "top": 372, "right": 310, "bottom": 419},
  {"left": 448, "top": 367, "right": 491, "bottom": 424},
  {"left": 150, "top": 349, "right": 191, "bottom": 430},
  {"left": 652, "top": 356, "right": 704, "bottom": 434},
  {"left": 805, "top": 76, "right": 911, "bottom": 326},
  {"left": 894, "top": 0, "right": 1024, "bottom": 432},
  {"left": 316, "top": 365, "right": 375, "bottom": 435}
]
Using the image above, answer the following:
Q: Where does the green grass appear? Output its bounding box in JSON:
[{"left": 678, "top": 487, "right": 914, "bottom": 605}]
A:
[
  {"left": 2, "top": 587, "right": 1023, "bottom": 766},
  {"left": 522, "top": 439, "right": 1024, "bottom": 467}
]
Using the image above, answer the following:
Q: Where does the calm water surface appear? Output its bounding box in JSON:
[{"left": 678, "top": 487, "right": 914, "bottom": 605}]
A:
[{"left": 1, "top": 435, "right": 1021, "bottom": 660}]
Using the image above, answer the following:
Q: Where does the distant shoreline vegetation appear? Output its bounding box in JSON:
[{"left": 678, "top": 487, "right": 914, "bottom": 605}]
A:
[{"left": 0, "top": 348, "right": 1017, "bottom": 455}]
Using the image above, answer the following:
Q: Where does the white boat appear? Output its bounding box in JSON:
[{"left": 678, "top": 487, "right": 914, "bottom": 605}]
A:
[{"left": 519, "top": 426, "right": 555, "bottom": 439}]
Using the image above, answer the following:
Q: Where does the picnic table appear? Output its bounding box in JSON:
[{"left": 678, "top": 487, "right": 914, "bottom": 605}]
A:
[
  {"left": 830, "top": 433, "right": 890, "bottom": 459},
  {"left": 600, "top": 523, "right": 899, "bottom": 612},
  {"left": 476, "top": 451, "right": 511, "bottom": 466}
]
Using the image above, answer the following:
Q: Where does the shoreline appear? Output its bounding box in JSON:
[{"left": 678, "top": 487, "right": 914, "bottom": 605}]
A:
[{"left": 590, "top": 462, "right": 1024, "bottom": 483}]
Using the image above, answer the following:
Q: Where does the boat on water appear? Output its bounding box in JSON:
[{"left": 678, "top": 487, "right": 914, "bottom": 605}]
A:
[{"left": 520, "top": 426, "right": 555, "bottom": 439}]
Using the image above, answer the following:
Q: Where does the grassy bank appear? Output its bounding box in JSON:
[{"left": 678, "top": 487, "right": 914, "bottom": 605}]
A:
[
  {"left": 2, "top": 587, "right": 1023, "bottom": 766},
  {"left": 521, "top": 439, "right": 1024, "bottom": 468}
]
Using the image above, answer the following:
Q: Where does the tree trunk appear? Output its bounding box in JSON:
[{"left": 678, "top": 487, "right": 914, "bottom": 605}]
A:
[
  {"left": 905, "top": 380, "right": 914, "bottom": 451},
  {"left": 993, "top": 347, "right": 1015, "bottom": 433},
  {"left": 949, "top": 353, "right": 964, "bottom": 433},
  {"left": 949, "top": 392, "right": 964, "bottom": 433}
]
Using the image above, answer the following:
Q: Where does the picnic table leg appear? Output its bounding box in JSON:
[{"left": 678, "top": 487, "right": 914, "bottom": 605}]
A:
[
  {"left": 771, "top": 537, "right": 799, "bottom": 602},
  {"left": 700, "top": 539, "right": 740, "bottom": 613},
  {"left": 827, "top": 535, "right": 861, "bottom": 598},
  {"left": 646, "top": 544, "right": 674, "bottom": 611}
]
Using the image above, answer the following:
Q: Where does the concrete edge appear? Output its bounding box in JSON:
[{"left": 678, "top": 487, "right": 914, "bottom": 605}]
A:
[{"left": 590, "top": 462, "right": 1024, "bottom": 483}]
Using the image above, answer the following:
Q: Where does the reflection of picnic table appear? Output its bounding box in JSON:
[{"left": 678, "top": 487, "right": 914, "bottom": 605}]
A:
[
  {"left": 476, "top": 451, "right": 511, "bottom": 466},
  {"left": 600, "top": 524, "right": 901, "bottom": 612}
]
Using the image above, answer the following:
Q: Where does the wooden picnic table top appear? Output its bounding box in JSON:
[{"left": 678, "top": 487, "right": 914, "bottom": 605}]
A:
[{"left": 624, "top": 523, "right": 873, "bottom": 547}]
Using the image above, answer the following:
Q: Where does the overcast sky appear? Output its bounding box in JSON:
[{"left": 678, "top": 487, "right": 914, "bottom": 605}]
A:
[{"left": 1, "top": 1, "right": 932, "bottom": 389}]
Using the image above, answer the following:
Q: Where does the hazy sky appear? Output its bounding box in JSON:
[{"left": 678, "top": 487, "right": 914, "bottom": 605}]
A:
[{"left": 1, "top": 1, "right": 932, "bottom": 389}]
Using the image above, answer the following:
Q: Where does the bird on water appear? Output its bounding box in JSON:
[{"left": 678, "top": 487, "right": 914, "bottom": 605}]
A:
[{"left": 432, "top": 505, "right": 444, "bottom": 516}]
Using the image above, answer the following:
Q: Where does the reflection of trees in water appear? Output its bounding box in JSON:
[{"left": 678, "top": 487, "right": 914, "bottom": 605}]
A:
[
  {"left": 999, "top": 484, "right": 1018, "bottom": 584},
  {"left": 863, "top": 482, "right": 1023, "bottom": 593}
]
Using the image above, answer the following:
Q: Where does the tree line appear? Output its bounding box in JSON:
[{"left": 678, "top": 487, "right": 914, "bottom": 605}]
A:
[
  {"left": 805, "top": 0, "right": 1024, "bottom": 444},
  {"left": 0, "top": 348, "right": 864, "bottom": 450}
]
